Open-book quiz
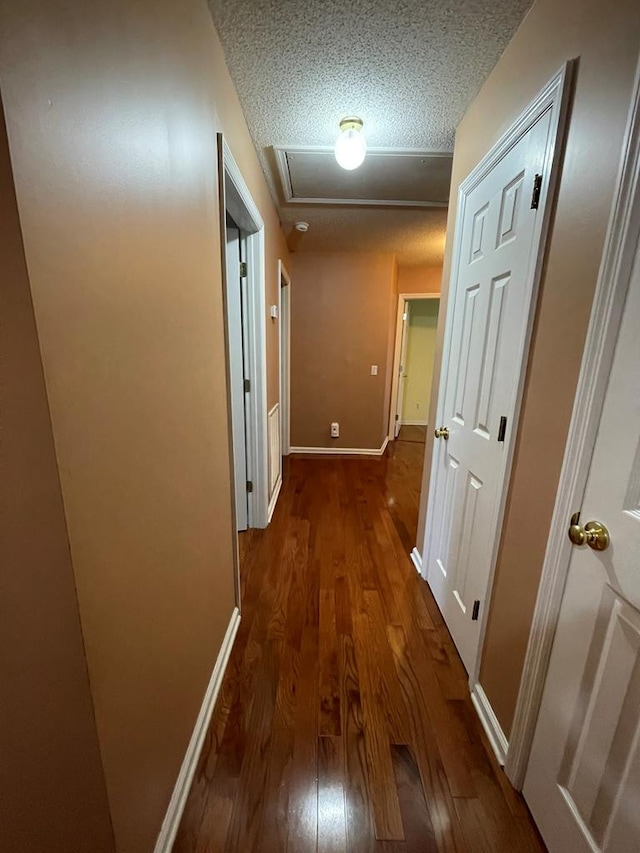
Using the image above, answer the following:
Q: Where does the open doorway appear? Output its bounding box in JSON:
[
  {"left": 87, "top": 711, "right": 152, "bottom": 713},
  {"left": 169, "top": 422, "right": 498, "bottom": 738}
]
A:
[
  {"left": 389, "top": 292, "right": 441, "bottom": 445},
  {"left": 385, "top": 291, "right": 441, "bottom": 552},
  {"left": 224, "top": 214, "right": 250, "bottom": 531},
  {"left": 278, "top": 260, "right": 291, "bottom": 460},
  {"left": 218, "top": 135, "right": 269, "bottom": 536}
]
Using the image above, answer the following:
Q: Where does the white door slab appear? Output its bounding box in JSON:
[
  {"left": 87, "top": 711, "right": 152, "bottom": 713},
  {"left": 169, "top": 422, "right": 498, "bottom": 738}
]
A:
[
  {"left": 422, "top": 66, "right": 571, "bottom": 677},
  {"left": 523, "top": 228, "right": 640, "bottom": 852}
]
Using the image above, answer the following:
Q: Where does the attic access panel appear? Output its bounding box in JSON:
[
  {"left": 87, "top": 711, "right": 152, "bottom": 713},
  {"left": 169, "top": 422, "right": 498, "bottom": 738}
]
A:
[{"left": 274, "top": 146, "right": 452, "bottom": 208}]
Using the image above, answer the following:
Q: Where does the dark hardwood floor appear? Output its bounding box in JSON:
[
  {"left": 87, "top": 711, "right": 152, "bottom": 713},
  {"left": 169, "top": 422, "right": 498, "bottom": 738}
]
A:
[{"left": 174, "top": 437, "right": 545, "bottom": 852}]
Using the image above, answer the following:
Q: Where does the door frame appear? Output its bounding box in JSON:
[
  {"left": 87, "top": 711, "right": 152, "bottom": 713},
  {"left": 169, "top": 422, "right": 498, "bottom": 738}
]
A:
[
  {"left": 278, "top": 259, "right": 291, "bottom": 459},
  {"left": 388, "top": 292, "right": 441, "bottom": 441},
  {"left": 506, "top": 60, "right": 640, "bottom": 790},
  {"left": 218, "top": 135, "right": 270, "bottom": 529},
  {"left": 420, "top": 62, "right": 573, "bottom": 684}
]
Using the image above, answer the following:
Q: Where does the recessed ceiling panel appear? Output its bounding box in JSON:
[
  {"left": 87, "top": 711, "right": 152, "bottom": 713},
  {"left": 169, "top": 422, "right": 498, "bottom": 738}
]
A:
[{"left": 275, "top": 147, "right": 452, "bottom": 208}]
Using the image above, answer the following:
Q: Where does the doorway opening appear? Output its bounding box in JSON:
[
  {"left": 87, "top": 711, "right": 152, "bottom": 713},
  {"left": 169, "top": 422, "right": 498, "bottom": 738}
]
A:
[
  {"left": 224, "top": 213, "right": 250, "bottom": 531},
  {"left": 385, "top": 292, "right": 441, "bottom": 550},
  {"left": 389, "top": 292, "right": 441, "bottom": 444},
  {"left": 218, "top": 135, "right": 269, "bottom": 536},
  {"left": 278, "top": 260, "right": 291, "bottom": 459}
]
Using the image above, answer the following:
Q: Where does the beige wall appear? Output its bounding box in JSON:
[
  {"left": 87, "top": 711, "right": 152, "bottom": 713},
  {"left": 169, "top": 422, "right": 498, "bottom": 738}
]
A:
[
  {"left": 0, "top": 98, "right": 115, "bottom": 853},
  {"left": 290, "top": 252, "right": 397, "bottom": 450},
  {"left": 401, "top": 300, "right": 440, "bottom": 425},
  {"left": 416, "top": 0, "right": 640, "bottom": 736},
  {"left": 397, "top": 265, "right": 442, "bottom": 294},
  {"left": 0, "top": 0, "right": 288, "bottom": 850}
]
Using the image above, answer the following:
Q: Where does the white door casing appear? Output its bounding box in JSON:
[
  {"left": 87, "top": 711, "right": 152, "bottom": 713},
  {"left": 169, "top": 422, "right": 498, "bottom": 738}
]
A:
[
  {"left": 225, "top": 225, "right": 249, "bottom": 532},
  {"left": 421, "top": 65, "right": 573, "bottom": 678},
  {"left": 523, "top": 190, "right": 640, "bottom": 851}
]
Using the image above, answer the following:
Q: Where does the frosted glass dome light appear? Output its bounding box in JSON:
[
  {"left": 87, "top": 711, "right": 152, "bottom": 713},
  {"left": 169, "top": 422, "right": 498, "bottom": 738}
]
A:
[{"left": 334, "top": 117, "right": 367, "bottom": 171}]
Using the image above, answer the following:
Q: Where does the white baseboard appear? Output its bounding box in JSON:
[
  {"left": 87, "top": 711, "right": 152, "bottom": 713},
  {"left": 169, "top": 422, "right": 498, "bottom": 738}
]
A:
[
  {"left": 471, "top": 682, "right": 509, "bottom": 767},
  {"left": 410, "top": 547, "right": 423, "bottom": 575},
  {"left": 400, "top": 420, "right": 429, "bottom": 426},
  {"left": 267, "top": 475, "right": 282, "bottom": 524},
  {"left": 290, "top": 436, "right": 389, "bottom": 457},
  {"left": 154, "top": 606, "right": 241, "bottom": 853}
]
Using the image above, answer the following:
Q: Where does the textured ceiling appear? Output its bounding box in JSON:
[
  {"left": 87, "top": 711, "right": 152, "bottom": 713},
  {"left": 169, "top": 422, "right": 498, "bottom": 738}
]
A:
[{"left": 208, "top": 0, "right": 533, "bottom": 266}]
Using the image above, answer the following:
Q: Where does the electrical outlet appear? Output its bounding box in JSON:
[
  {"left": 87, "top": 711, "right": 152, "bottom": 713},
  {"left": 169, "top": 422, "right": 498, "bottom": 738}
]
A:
[{"left": 331, "top": 422, "right": 339, "bottom": 438}]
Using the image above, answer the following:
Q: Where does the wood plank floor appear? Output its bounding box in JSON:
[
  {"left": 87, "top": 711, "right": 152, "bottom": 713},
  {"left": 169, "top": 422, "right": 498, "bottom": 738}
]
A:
[{"left": 174, "top": 437, "right": 545, "bottom": 852}]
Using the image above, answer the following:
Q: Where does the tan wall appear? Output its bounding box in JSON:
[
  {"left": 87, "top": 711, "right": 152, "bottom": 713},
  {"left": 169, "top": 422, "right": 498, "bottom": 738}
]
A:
[
  {"left": 0, "top": 1, "right": 288, "bottom": 850},
  {"left": 290, "top": 252, "right": 397, "bottom": 450},
  {"left": 416, "top": 0, "right": 640, "bottom": 736},
  {"left": 397, "top": 265, "right": 443, "bottom": 294},
  {"left": 0, "top": 99, "right": 114, "bottom": 853}
]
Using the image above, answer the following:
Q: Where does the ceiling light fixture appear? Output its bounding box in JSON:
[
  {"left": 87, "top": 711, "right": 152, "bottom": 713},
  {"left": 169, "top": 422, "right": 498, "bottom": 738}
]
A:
[{"left": 334, "top": 116, "right": 366, "bottom": 171}]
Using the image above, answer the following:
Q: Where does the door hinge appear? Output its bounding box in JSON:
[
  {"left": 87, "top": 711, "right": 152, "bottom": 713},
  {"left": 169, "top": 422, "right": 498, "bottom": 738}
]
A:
[
  {"left": 243, "top": 378, "right": 250, "bottom": 393},
  {"left": 497, "top": 416, "right": 507, "bottom": 442},
  {"left": 530, "top": 173, "right": 543, "bottom": 210},
  {"left": 246, "top": 480, "right": 253, "bottom": 493},
  {"left": 395, "top": 414, "right": 399, "bottom": 421},
  {"left": 239, "top": 261, "right": 247, "bottom": 278},
  {"left": 472, "top": 600, "right": 480, "bottom": 621}
]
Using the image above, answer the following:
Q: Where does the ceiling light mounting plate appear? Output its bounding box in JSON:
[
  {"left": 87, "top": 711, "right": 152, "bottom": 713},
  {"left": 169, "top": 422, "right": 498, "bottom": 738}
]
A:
[{"left": 339, "top": 116, "right": 363, "bottom": 134}]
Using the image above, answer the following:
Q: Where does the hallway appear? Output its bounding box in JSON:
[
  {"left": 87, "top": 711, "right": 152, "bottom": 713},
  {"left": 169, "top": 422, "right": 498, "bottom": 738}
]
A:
[{"left": 175, "top": 440, "right": 543, "bottom": 852}]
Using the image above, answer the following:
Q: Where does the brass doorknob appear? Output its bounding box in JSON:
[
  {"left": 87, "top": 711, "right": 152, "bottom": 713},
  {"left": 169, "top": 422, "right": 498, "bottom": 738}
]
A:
[
  {"left": 434, "top": 426, "right": 450, "bottom": 440},
  {"left": 568, "top": 519, "right": 610, "bottom": 551}
]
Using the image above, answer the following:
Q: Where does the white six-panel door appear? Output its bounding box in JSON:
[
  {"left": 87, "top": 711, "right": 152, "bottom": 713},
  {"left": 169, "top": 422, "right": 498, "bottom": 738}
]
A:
[
  {"left": 422, "top": 69, "right": 569, "bottom": 676},
  {"left": 523, "top": 226, "right": 640, "bottom": 852}
]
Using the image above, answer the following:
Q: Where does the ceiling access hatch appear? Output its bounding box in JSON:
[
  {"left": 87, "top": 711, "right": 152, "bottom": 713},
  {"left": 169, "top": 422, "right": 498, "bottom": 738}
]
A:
[{"left": 274, "top": 146, "right": 453, "bottom": 208}]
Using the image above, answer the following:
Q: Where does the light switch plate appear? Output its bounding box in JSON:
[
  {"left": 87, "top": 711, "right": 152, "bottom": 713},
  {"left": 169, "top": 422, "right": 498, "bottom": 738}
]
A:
[{"left": 370, "top": 364, "right": 378, "bottom": 375}]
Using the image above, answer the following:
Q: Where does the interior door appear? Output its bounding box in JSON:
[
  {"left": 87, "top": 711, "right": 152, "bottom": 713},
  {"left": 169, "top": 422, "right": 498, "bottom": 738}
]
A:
[
  {"left": 225, "top": 222, "right": 249, "bottom": 531},
  {"left": 395, "top": 301, "right": 410, "bottom": 438},
  {"left": 523, "top": 233, "right": 640, "bottom": 852},
  {"left": 424, "top": 108, "right": 553, "bottom": 675}
]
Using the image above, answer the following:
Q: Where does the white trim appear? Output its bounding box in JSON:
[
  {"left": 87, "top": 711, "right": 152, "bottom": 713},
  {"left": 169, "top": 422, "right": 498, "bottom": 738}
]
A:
[
  {"left": 410, "top": 547, "right": 423, "bottom": 575},
  {"left": 220, "top": 136, "right": 270, "bottom": 528},
  {"left": 267, "top": 476, "right": 282, "bottom": 524},
  {"left": 400, "top": 420, "right": 429, "bottom": 427},
  {"left": 506, "top": 59, "right": 640, "bottom": 790},
  {"left": 290, "top": 437, "right": 389, "bottom": 457},
  {"left": 388, "top": 292, "right": 441, "bottom": 442},
  {"left": 278, "top": 260, "right": 291, "bottom": 459},
  {"left": 154, "top": 606, "right": 241, "bottom": 853},
  {"left": 421, "top": 63, "right": 574, "bottom": 684},
  {"left": 274, "top": 146, "right": 452, "bottom": 208},
  {"left": 471, "top": 683, "right": 509, "bottom": 767}
]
